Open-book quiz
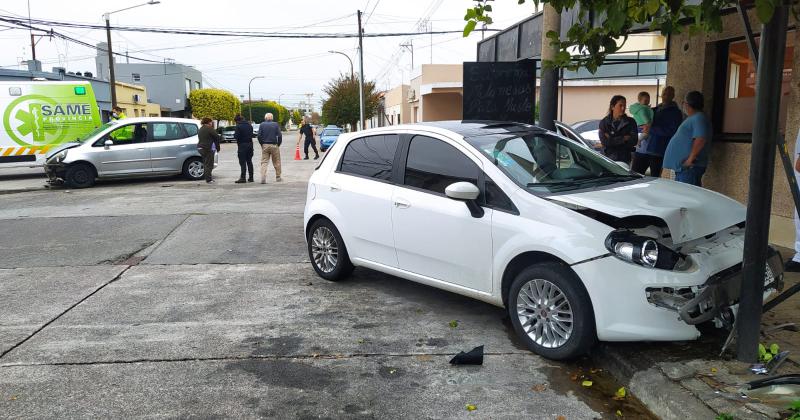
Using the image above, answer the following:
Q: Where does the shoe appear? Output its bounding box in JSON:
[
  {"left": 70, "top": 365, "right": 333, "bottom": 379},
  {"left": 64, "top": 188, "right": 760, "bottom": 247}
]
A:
[
  {"left": 235, "top": 179, "right": 246, "bottom": 184},
  {"left": 276, "top": 177, "right": 282, "bottom": 182},
  {"left": 206, "top": 180, "right": 215, "bottom": 184},
  {"left": 247, "top": 178, "right": 254, "bottom": 183},
  {"left": 303, "top": 156, "right": 309, "bottom": 160},
  {"left": 314, "top": 155, "right": 319, "bottom": 160},
  {"left": 785, "top": 260, "right": 800, "bottom": 272}
]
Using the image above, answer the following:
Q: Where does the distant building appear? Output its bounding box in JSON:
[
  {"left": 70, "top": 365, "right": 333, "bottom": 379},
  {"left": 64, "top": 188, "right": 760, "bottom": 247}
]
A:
[
  {"left": 0, "top": 60, "right": 112, "bottom": 118},
  {"left": 114, "top": 81, "right": 162, "bottom": 118},
  {"left": 95, "top": 43, "right": 202, "bottom": 118},
  {"left": 383, "top": 84, "right": 411, "bottom": 125}
]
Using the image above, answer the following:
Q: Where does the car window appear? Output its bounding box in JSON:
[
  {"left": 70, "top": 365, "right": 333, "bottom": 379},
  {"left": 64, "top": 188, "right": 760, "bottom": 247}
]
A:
[
  {"left": 322, "top": 129, "right": 342, "bottom": 136},
  {"left": 96, "top": 123, "right": 148, "bottom": 146},
  {"left": 151, "top": 122, "right": 186, "bottom": 141},
  {"left": 485, "top": 179, "right": 515, "bottom": 212},
  {"left": 182, "top": 123, "right": 199, "bottom": 137},
  {"left": 339, "top": 135, "right": 399, "bottom": 181},
  {"left": 404, "top": 135, "right": 480, "bottom": 195}
]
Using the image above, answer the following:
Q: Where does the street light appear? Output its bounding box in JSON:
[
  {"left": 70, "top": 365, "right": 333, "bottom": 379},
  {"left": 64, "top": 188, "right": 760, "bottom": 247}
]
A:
[
  {"left": 278, "top": 93, "right": 285, "bottom": 105},
  {"left": 328, "top": 50, "right": 354, "bottom": 80},
  {"left": 248, "top": 76, "right": 264, "bottom": 122},
  {"left": 103, "top": 0, "right": 160, "bottom": 108}
]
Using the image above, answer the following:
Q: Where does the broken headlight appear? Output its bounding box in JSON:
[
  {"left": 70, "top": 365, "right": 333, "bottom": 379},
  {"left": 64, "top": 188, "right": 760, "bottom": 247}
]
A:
[{"left": 605, "top": 230, "right": 682, "bottom": 269}]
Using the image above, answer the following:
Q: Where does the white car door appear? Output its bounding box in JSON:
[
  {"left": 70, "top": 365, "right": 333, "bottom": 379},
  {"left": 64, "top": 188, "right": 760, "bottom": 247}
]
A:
[
  {"left": 326, "top": 134, "right": 400, "bottom": 267},
  {"left": 391, "top": 134, "right": 494, "bottom": 293}
]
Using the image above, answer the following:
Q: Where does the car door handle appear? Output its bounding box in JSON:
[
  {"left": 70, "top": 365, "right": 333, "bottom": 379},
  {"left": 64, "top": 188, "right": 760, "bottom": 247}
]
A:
[
  {"left": 330, "top": 183, "right": 341, "bottom": 192},
  {"left": 393, "top": 198, "right": 410, "bottom": 209}
]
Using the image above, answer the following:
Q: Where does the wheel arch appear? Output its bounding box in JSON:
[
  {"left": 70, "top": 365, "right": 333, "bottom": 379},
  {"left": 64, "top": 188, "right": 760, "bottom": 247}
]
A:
[
  {"left": 501, "top": 251, "right": 581, "bottom": 308},
  {"left": 66, "top": 160, "right": 97, "bottom": 176}
]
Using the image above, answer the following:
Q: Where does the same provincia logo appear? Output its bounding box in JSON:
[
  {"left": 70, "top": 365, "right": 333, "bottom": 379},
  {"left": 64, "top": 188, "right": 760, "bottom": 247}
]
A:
[{"left": 3, "top": 94, "right": 94, "bottom": 147}]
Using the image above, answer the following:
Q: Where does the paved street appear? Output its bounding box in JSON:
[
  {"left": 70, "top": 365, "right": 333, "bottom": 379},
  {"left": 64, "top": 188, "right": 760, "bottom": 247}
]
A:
[{"left": 0, "top": 143, "right": 648, "bottom": 419}]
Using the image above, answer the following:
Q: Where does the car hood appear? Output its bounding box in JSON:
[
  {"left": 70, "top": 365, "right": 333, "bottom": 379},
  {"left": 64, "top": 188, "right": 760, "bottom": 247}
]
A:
[
  {"left": 45, "top": 142, "right": 82, "bottom": 159},
  {"left": 549, "top": 178, "right": 746, "bottom": 244}
]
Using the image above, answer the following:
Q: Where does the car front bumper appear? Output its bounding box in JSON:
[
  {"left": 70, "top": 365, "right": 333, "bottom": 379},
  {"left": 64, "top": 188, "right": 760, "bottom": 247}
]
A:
[
  {"left": 572, "top": 238, "right": 784, "bottom": 342},
  {"left": 44, "top": 162, "right": 66, "bottom": 182}
]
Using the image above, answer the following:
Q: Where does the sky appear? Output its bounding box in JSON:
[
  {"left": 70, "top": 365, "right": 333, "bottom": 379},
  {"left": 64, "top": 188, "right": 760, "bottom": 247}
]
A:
[{"left": 0, "top": 0, "right": 537, "bottom": 111}]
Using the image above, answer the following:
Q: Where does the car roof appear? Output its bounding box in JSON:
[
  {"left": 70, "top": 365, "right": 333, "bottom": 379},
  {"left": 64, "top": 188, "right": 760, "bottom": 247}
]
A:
[
  {"left": 358, "top": 120, "right": 547, "bottom": 140},
  {"left": 111, "top": 117, "right": 199, "bottom": 125}
]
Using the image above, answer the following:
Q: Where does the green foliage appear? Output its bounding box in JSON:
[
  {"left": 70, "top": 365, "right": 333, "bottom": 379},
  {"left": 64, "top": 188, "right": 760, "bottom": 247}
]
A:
[
  {"left": 463, "top": 0, "right": 799, "bottom": 73},
  {"left": 241, "top": 101, "right": 289, "bottom": 127},
  {"left": 787, "top": 400, "right": 800, "bottom": 419},
  {"left": 715, "top": 414, "right": 734, "bottom": 420},
  {"left": 758, "top": 342, "right": 780, "bottom": 362},
  {"left": 291, "top": 110, "right": 303, "bottom": 126},
  {"left": 321, "top": 73, "right": 381, "bottom": 130},
  {"left": 188, "top": 88, "right": 240, "bottom": 122}
]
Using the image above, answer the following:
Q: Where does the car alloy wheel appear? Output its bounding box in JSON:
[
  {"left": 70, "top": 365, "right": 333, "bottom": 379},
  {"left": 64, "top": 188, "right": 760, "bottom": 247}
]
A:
[
  {"left": 311, "top": 226, "right": 338, "bottom": 273},
  {"left": 516, "top": 278, "right": 573, "bottom": 349},
  {"left": 188, "top": 160, "right": 204, "bottom": 178}
]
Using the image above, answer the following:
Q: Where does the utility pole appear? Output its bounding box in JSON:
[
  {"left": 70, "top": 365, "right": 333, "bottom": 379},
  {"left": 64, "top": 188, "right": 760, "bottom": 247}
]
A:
[
  {"left": 400, "top": 40, "right": 414, "bottom": 69},
  {"left": 104, "top": 17, "right": 117, "bottom": 108},
  {"left": 357, "top": 10, "right": 365, "bottom": 131},
  {"left": 538, "top": 5, "right": 561, "bottom": 131},
  {"left": 736, "top": 2, "right": 789, "bottom": 362}
]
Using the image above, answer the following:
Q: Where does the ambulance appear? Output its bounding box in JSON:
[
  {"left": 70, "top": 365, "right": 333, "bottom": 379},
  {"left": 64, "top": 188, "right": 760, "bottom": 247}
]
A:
[{"left": 0, "top": 81, "right": 102, "bottom": 167}]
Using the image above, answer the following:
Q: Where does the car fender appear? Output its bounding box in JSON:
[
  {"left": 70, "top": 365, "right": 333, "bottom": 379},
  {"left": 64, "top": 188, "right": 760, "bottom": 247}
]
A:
[{"left": 303, "top": 198, "right": 349, "bottom": 246}]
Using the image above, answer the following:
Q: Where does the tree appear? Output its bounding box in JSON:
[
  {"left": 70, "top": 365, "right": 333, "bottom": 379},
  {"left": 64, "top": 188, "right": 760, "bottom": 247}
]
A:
[
  {"left": 188, "top": 88, "right": 240, "bottom": 124},
  {"left": 464, "top": 0, "right": 799, "bottom": 72},
  {"left": 309, "top": 112, "right": 322, "bottom": 125},
  {"left": 241, "top": 101, "right": 289, "bottom": 127},
  {"left": 291, "top": 109, "right": 303, "bottom": 126},
  {"left": 321, "top": 73, "right": 381, "bottom": 130}
]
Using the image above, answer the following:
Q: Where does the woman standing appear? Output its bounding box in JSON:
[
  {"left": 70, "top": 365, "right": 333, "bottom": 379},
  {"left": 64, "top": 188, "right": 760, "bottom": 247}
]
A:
[{"left": 598, "top": 95, "right": 638, "bottom": 164}]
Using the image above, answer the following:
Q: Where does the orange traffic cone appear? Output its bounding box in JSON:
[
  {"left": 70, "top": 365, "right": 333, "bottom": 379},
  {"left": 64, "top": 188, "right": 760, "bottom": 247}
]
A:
[{"left": 294, "top": 145, "right": 301, "bottom": 160}]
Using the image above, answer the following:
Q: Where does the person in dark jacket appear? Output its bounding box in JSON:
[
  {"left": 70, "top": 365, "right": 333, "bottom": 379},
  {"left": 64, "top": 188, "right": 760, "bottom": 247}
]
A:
[
  {"left": 598, "top": 95, "right": 638, "bottom": 164},
  {"left": 632, "top": 86, "right": 683, "bottom": 177},
  {"left": 233, "top": 115, "right": 254, "bottom": 183},
  {"left": 197, "top": 117, "right": 221, "bottom": 183},
  {"left": 257, "top": 113, "right": 283, "bottom": 183},
  {"left": 296, "top": 117, "right": 319, "bottom": 160}
]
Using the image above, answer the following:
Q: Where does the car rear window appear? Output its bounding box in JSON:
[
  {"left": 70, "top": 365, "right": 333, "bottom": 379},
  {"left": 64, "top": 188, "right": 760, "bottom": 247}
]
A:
[
  {"left": 182, "top": 123, "right": 199, "bottom": 136},
  {"left": 339, "top": 135, "right": 399, "bottom": 181}
]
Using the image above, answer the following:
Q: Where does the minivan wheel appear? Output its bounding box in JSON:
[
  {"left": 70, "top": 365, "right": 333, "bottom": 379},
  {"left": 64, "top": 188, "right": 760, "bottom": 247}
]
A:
[
  {"left": 507, "top": 262, "right": 596, "bottom": 360},
  {"left": 307, "top": 218, "right": 354, "bottom": 281},
  {"left": 183, "top": 157, "right": 204, "bottom": 180},
  {"left": 64, "top": 163, "right": 95, "bottom": 188}
]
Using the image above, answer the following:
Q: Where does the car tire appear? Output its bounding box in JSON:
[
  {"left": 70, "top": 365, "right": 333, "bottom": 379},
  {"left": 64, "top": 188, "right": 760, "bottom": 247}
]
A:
[
  {"left": 507, "top": 262, "right": 596, "bottom": 360},
  {"left": 64, "top": 163, "right": 95, "bottom": 188},
  {"left": 182, "top": 157, "right": 204, "bottom": 180},
  {"left": 307, "top": 218, "right": 354, "bottom": 281}
]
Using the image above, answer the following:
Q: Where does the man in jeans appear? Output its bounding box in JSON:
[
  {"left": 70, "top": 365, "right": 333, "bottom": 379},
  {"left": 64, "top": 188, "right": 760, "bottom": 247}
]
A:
[
  {"left": 663, "top": 91, "right": 710, "bottom": 186},
  {"left": 197, "top": 117, "right": 221, "bottom": 184},
  {"left": 258, "top": 113, "right": 283, "bottom": 183}
]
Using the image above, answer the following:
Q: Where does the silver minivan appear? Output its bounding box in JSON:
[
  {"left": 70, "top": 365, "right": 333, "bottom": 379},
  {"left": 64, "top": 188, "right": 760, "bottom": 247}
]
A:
[{"left": 44, "top": 117, "right": 216, "bottom": 188}]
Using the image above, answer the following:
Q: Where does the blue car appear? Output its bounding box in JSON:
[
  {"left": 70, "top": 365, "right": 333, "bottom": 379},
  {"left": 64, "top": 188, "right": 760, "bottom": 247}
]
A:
[{"left": 319, "top": 126, "right": 343, "bottom": 152}]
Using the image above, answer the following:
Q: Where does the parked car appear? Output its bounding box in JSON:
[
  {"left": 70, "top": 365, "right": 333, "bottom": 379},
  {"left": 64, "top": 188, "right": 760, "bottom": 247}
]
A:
[
  {"left": 252, "top": 122, "right": 260, "bottom": 138},
  {"left": 303, "top": 121, "right": 783, "bottom": 360},
  {"left": 44, "top": 117, "right": 217, "bottom": 188},
  {"left": 221, "top": 126, "right": 236, "bottom": 142},
  {"left": 563, "top": 119, "right": 602, "bottom": 151},
  {"left": 319, "top": 125, "right": 343, "bottom": 152}
]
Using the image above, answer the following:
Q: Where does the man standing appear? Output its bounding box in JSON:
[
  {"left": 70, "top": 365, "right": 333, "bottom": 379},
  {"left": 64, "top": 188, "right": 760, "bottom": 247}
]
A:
[
  {"left": 296, "top": 117, "right": 319, "bottom": 160},
  {"left": 663, "top": 91, "right": 710, "bottom": 186},
  {"left": 787, "top": 130, "right": 800, "bottom": 272},
  {"left": 258, "top": 113, "right": 283, "bottom": 183},
  {"left": 632, "top": 86, "right": 683, "bottom": 177},
  {"left": 198, "top": 117, "right": 221, "bottom": 184},
  {"left": 233, "top": 115, "right": 254, "bottom": 183}
]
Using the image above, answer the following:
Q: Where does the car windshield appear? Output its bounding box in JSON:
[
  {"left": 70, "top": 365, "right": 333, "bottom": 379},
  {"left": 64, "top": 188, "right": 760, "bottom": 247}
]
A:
[
  {"left": 573, "top": 120, "right": 600, "bottom": 133},
  {"left": 466, "top": 131, "right": 641, "bottom": 194},
  {"left": 321, "top": 129, "right": 341, "bottom": 136},
  {"left": 75, "top": 122, "right": 115, "bottom": 143}
]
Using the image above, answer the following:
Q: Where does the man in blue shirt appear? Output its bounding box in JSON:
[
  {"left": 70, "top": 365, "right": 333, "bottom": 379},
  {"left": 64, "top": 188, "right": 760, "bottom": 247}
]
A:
[{"left": 663, "top": 91, "right": 711, "bottom": 186}]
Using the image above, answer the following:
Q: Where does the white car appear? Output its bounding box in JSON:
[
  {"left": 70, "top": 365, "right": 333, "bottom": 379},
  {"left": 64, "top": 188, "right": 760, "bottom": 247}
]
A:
[{"left": 303, "top": 121, "right": 783, "bottom": 360}]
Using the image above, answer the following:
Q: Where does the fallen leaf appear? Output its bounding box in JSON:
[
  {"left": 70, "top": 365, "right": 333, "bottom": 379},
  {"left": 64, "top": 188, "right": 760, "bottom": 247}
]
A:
[
  {"left": 556, "top": 416, "right": 566, "bottom": 420},
  {"left": 581, "top": 380, "right": 593, "bottom": 387},
  {"left": 466, "top": 404, "right": 477, "bottom": 411},
  {"left": 616, "top": 409, "right": 623, "bottom": 417},
  {"left": 357, "top": 339, "right": 365, "bottom": 344},
  {"left": 531, "top": 384, "right": 547, "bottom": 392},
  {"left": 613, "top": 386, "right": 626, "bottom": 400},
  {"left": 9, "top": 395, "right": 17, "bottom": 401},
  {"left": 449, "top": 320, "right": 459, "bottom": 328},
  {"left": 710, "top": 367, "right": 718, "bottom": 374}
]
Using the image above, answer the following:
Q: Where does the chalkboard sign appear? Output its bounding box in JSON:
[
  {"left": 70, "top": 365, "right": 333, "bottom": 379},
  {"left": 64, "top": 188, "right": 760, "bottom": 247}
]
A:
[{"left": 462, "top": 60, "right": 537, "bottom": 124}]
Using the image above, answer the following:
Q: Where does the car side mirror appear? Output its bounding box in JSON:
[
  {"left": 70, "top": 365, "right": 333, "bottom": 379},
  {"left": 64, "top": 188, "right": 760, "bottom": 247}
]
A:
[
  {"left": 103, "top": 139, "right": 113, "bottom": 150},
  {"left": 445, "top": 182, "right": 484, "bottom": 218}
]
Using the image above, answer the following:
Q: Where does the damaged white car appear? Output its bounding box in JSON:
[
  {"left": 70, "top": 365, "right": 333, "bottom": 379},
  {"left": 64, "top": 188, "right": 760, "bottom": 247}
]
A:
[{"left": 303, "top": 121, "right": 784, "bottom": 360}]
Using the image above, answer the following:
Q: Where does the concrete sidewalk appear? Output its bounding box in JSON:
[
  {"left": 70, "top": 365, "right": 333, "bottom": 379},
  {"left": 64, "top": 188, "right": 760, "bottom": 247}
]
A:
[{"left": 597, "top": 248, "right": 800, "bottom": 420}]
